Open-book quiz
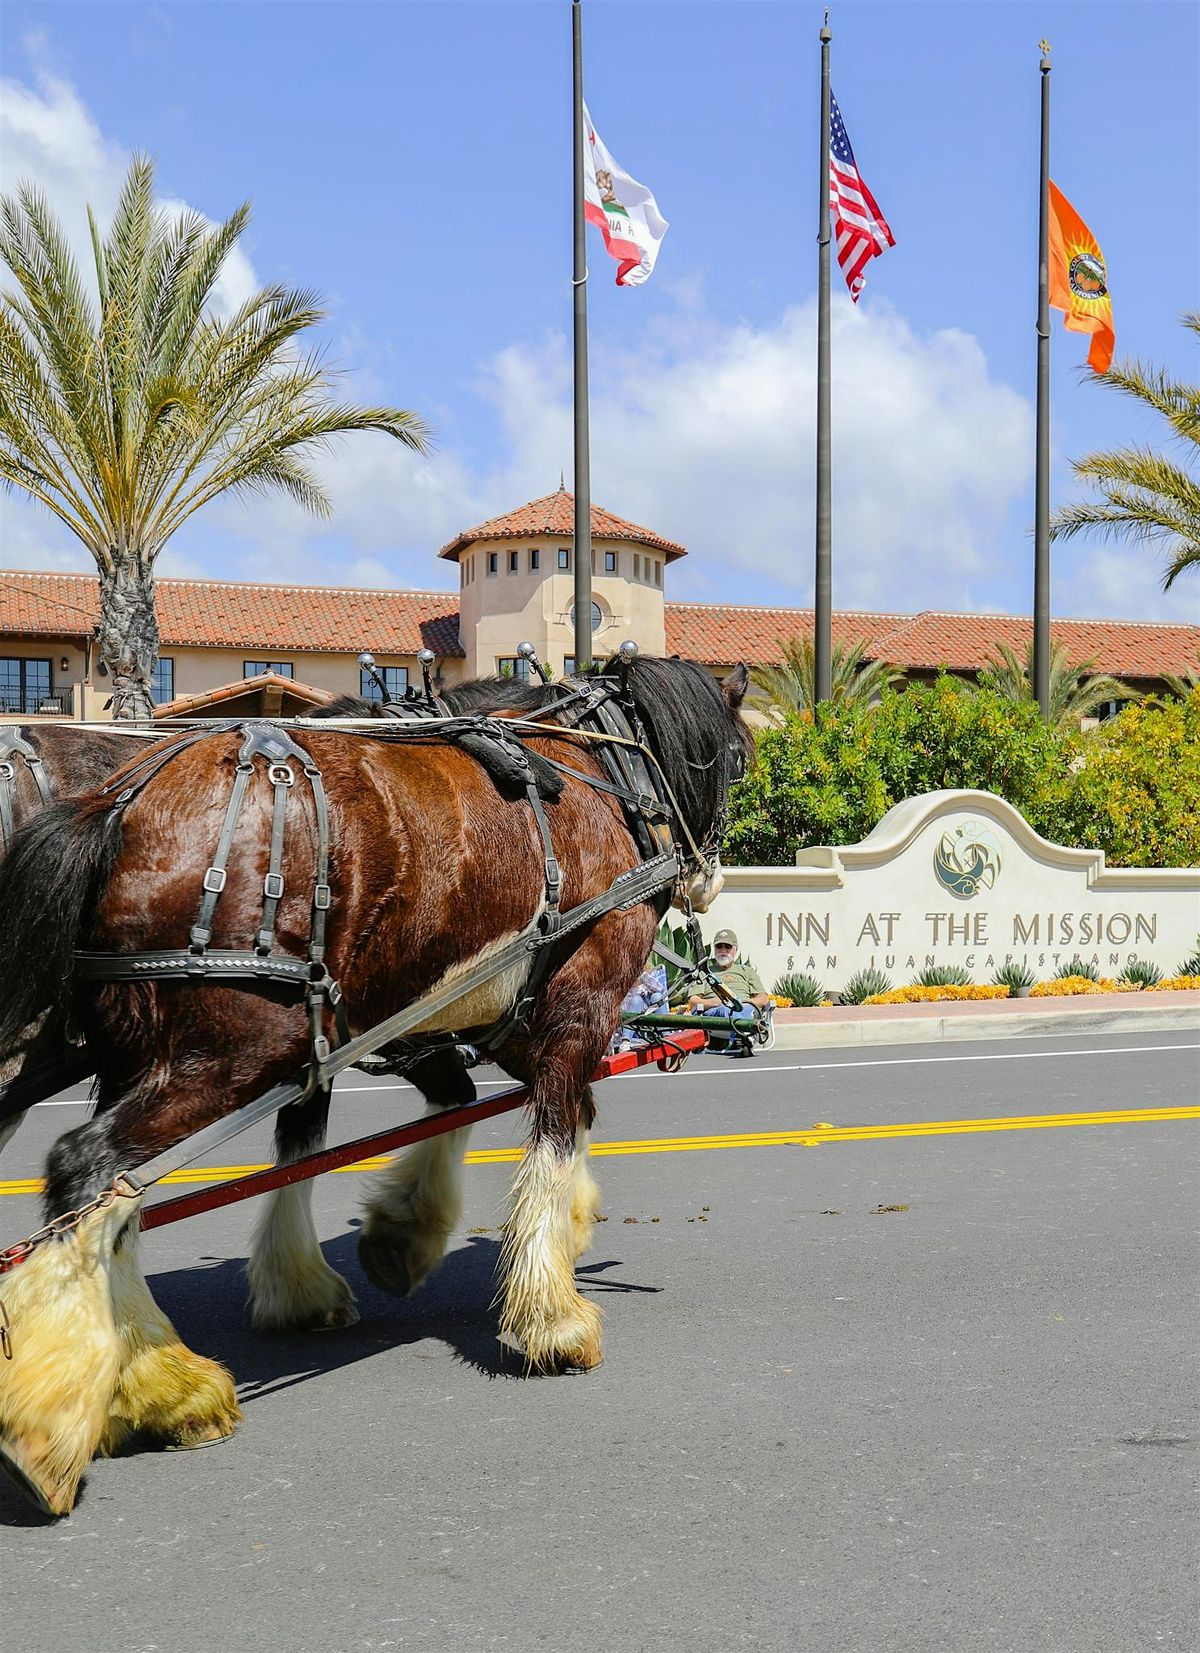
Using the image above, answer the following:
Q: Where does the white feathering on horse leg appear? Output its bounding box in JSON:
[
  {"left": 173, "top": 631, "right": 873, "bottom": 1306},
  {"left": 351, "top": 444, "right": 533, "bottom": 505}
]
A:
[
  {"left": 358, "top": 1109, "right": 471, "bottom": 1297},
  {"left": 248, "top": 1176, "right": 359, "bottom": 1332},
  {"left": 499, "top": 1138, "right": 602, "bottom": 1372},
  {"left": 102, "top": 1220, "right": 241, "bottom": 1452},
  {"left": 569, "top": 1125, "right": 602, "bottom": 1261},
  {"left": 0, "top": 1195, "right": 132, "bottom": 1516}
]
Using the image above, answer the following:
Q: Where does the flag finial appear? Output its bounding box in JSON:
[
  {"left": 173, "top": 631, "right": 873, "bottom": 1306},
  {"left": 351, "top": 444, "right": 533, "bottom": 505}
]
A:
[
  {"left": 559, "top": 470, "right": 565, "bottom": 492},
  {"left": 1040, "top": 38, "right": 1051, "bottom": 69}
]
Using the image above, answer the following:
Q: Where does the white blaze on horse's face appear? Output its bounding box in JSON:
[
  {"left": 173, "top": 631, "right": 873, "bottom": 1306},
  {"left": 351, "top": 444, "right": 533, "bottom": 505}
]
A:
[{"left": 675, "top": 857, "right": 724, "bottom": 913}]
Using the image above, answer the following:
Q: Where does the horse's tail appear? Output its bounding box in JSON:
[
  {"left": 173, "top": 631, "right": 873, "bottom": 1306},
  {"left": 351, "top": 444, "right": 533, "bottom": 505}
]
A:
[{"left": 0, "top": 797, "right": 125, "bottom": 1057}]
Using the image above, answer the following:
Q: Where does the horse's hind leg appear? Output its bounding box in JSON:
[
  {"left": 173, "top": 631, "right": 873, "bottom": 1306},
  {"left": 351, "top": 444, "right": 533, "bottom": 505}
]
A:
[
  {"left": 358, "top": 1048, "right": 476, "bottom": 1297},
  {"left": 247, "top": 1086, "right": 359, "bottom": 1332},
  {"left": 0, "top": 1100, "right": 240, "bottom": 1515}
]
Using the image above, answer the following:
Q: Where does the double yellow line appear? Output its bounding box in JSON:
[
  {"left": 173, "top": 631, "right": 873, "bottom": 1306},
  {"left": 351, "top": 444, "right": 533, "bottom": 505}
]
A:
[{"left": 0, "top": 1104, "right": 1195, "bottom": 1198}]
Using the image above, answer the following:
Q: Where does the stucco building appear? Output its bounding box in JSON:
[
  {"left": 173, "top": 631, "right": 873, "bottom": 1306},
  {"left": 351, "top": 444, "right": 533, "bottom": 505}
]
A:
[{"left": 2, "top": 485, "right": 1197, "bottom": 719}]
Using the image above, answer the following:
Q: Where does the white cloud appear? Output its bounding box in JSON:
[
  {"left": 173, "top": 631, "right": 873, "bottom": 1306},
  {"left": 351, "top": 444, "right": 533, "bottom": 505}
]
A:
[{"left": 0, "top": 66, "right": 259, "bottom": 315}]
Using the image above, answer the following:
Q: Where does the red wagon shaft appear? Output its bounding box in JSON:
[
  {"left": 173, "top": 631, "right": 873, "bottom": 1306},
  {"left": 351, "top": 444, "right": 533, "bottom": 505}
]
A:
[{"left": 140, "top": 1031, "right": 706, "bottom": 1233}]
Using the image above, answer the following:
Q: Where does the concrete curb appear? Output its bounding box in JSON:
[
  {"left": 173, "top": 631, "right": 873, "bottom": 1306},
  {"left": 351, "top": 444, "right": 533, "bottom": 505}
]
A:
[{"left": 768, "top": 1001, "right": 1200, "bottom": 1050}]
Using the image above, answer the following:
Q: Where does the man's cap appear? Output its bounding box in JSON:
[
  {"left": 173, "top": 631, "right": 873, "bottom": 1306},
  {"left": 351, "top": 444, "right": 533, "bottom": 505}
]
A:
[{"left": 712, "top": 929, "right": 737, "bottom": 947}]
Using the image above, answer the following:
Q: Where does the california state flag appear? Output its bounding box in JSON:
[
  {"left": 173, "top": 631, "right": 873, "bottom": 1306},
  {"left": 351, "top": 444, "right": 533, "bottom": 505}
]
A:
[{"left": 582, "top": 102, "right": 668, "bottom": 286}]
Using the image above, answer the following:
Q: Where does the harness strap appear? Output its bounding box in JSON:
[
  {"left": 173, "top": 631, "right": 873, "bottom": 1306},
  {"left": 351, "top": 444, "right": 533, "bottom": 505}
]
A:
[
  {"left": 256, "top": 759, "right": 293, "bottom": 955},
  {"left": 0, "top": 731, "right": 52, "bottom": 850},
  {"left": 96, "top": 850, "right": 679, "bottom": 1198}
]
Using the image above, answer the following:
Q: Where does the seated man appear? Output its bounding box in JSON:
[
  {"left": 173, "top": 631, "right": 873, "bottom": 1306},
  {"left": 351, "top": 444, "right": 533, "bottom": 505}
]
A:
[{"left": 677, "top": 929, "right": 773, "bottom": 1055}]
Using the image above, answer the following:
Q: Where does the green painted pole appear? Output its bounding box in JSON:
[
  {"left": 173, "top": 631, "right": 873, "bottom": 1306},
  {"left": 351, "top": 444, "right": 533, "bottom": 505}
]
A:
[
  {"left": 572, "top": 0, "right": 594, "bottom": 670},
  {"left": 815, "top": 15, "right": 833, "bottom": 708},
  {"left": 1034, "top": 42, "right": 1052, "bottom": 719}
]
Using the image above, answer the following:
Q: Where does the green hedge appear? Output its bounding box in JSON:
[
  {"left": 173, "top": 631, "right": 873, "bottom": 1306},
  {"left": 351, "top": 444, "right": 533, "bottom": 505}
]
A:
[{"left": 724, "top": 680, "right": 1199, "bottom": 869}]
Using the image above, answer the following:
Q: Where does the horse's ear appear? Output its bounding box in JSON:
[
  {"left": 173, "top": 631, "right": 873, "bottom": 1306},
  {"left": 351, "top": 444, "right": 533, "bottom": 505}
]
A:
[{"left": 722, "top": 663, "right": 750, "bottom": 711}]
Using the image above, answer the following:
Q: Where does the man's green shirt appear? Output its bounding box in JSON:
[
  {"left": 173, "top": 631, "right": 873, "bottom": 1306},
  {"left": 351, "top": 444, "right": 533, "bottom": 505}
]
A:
[{"left": 672, "top": 956, "right": 766, "bottom": 1004}]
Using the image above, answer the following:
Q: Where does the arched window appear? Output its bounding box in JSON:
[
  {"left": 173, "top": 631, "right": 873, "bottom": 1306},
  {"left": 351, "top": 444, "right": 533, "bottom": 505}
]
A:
[{"left": 569, "top": 601, "right": 603, "bottom": 633}]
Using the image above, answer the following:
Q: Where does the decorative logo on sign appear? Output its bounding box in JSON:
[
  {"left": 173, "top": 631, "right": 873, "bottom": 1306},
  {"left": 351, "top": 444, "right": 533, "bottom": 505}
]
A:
[{"left": 933, "top": 821, "right": 1002, "bottom": 900}]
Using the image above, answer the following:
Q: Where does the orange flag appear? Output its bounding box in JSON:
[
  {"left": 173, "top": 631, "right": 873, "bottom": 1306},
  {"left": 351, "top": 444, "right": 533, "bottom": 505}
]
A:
[{"left": 1048, "top": 180, "right": 1114, "bottom": 373}]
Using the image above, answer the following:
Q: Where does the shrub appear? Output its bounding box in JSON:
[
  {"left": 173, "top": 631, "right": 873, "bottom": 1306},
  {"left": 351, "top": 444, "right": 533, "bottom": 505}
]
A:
[
  {"left": 1032, "top": 976, "right": 1115, "bottom": 996},
  {"left": 724, "top": 676, "right": 1071, "bottom": 866},
  {"left": 1054, "top": 689, "right": 1200, "bottom": 868},
  {"left": 841, "top": 966, "right": 892, "bottom": 1004},
  {"left": 772, "top": 971, "right": 824, "bottom": 1007},
  {"left": 1117, "top": 958, "right": 1163, "bottom": 989},
  {"left": 864, "top": 984, "right": 1009, "bottom": 1004},
  {"left": 913, "top": 963, "right": 972, "bottom": 988},
  {"left": 993, "top": 960, "right": 1035, "bottom": 992},
  {"left": 722, "top": 680, "right": 1200, "bottom": 870},
  {"left": 1178, "top": 936, "right": 1200, "bottom": 976},
  {"left": 1054, "top": 957, "right": 1100, "bottom": 981}
]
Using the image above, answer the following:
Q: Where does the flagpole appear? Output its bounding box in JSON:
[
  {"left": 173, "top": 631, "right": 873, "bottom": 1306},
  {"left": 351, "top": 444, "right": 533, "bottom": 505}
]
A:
[
  {"left": 1033, "top": 41, "right": 1052, "bottom": 719},
  {"left": 815, "top": 14, "right": 833, "bottom": 707},
  {"left": 572, "top": 0, "right": 594, "bottom": 670}
]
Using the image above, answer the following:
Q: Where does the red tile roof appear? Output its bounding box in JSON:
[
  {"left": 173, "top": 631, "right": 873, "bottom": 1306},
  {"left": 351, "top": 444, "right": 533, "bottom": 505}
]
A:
[
  {"left": 0, "top": 572, "right": 463, "bottom": 657},
  {"left": 154, "top": 673, "right": 333, "bottom": 719},
  {"left": 664, "top": 602, "right": 1200, "bottom": 681},
  {"left": 437, "top": 488, "right": 686, "bottom": 561},
  {"left": 3, "top": 572, "right": 1195, "bottom": 681}
]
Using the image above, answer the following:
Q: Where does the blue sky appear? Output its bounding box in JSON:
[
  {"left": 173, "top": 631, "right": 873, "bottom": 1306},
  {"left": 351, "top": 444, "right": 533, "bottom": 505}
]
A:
[{"left": 1, "top": 0, "right": 1197, "bottom": 624}]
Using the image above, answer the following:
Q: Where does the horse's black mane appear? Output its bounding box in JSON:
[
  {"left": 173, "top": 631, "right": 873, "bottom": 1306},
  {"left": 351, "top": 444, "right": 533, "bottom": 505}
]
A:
[{"left": 313, "top": 658, "right": 748, "bottom": 848}]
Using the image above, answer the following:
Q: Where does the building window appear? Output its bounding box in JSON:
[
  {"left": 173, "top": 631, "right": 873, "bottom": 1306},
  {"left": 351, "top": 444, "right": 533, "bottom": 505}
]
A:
[
  {"left": 604, "top": 550, "right": 617, "bottom": 573},
  {"left": 244, "top": 661, "right": 294, "bottom": 679},
  {"left": 633, "top": 553, "right": 641, "bottom": 579},
  {"left": 0, "top": 656, "right": 52, "bottom": 714},
  {"left": 508, "top": 550, "right": 519, "bottom": 573},
  {"left": 496, "top": 655, "right": 532, "bottom": 681},
  {"left": 569, "top": 601, "right": 603, "bottom": 635},
  {"left": 150, "top": 658, "right": 175, "bottom": 706},
  {"left": 563, "top": 656, "right": 577, "bottom": 677},
  {"left": 360, "top": 664, "right": 409, "bottom": 701},
  {"left": 654, "top": 559, "right": 662, "bottom": 587},
  {"left": 487, "top": 552, "right": 498, "bottom": 575},
  {"left": 530, "top": 548, "right": 540, "bottom": 571},
  {"left": 557, "top": 548, "right": 570, "bottom": 570}
]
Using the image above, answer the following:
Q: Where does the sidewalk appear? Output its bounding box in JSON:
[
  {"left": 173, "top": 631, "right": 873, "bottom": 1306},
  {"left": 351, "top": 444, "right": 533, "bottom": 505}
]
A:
[{"left": 768, "top": 988, "right": 1200, "bottom": 1050}]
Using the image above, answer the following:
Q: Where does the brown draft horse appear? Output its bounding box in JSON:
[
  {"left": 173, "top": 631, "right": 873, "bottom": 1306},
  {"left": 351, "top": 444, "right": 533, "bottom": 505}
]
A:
[{"left": 0, "top": 657, "right": 750, "bottom": 1514}]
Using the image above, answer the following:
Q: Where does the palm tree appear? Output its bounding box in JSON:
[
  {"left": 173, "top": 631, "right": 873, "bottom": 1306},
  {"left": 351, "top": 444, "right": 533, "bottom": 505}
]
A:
[
  {"left": 0, "top": 157, "right": 428, "bottom": 716},
  {"left": 978, "top": 639, "right": 1136, "bottom": 730},
  {"left": 752, "top": 636, "right": 902, "bottom": 722},
  {"left": 1049, "top": 312, "right": 1200, "bottom": 591}
]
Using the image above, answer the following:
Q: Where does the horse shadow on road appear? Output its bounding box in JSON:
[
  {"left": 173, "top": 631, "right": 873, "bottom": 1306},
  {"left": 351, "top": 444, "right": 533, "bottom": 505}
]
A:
[
  {"left": 0, "top": 1229, "right": 662, "bottom": 1526},
  {"left": 149, "top": 1225, "right": 664, "bottom": 1406}
]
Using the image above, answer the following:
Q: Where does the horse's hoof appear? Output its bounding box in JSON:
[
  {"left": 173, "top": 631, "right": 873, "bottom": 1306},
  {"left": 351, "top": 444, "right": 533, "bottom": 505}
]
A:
[
  {"left": 314, "top": 1300, "right": 360, "bottom": 1331},
  {"left": 162, "top": 1426, "right": 238, "bottom": 1452},
  {"left": 357, "top": 1227, "right": 414, "bottom": 1297},
  {"left": 0, "top": 1435, "right": 74, "bottom": 1518}
]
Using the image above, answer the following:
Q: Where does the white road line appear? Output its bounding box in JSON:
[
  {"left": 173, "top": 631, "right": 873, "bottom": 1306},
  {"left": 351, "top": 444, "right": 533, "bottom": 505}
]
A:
[
  {"left": 31, "top": 1039, "right": 1198, "bottom": 1106},
  {"left": 608, "top": 1041, "right": 1200, "bottom": 1079}
]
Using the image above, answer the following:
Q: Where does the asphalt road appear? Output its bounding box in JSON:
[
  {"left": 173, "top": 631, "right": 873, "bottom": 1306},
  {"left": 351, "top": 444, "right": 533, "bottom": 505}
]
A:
[{"left": 1, "top": 1029, "right": 1197, "bottom": 1653}]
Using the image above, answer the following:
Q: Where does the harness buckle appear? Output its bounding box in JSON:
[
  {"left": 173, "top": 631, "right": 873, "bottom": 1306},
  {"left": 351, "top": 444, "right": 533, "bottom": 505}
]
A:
[
  {"left": 0, "top": 763, "right": 13, "bottom": 781},
  {"left": 202, "top": 866, "right": 227, "bottom": 894},
  {"left": 268, "top": 763, "right": 295, "bottom": 787},
  {"left": 313, "top": 883, "right": 331, "bottom": 910},
  {"left": 263, "top": 872, "right": 285, "bottom": 900},
  {"left": 328, "top": 980, "right": 343, "bottom": 1007},
  {"left": 312, "top": 1034, "right": 331, "bottom": 1064}
]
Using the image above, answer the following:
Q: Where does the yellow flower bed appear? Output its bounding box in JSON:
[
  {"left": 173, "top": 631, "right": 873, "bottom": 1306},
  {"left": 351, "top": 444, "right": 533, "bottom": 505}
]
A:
[
  {"left": 862, "top": 984, "right": 1010, "bottom": 1005},
  {"left": 1159, "top": 975, "right": 1200, "bottom": 991},
  {"left": 1030, "top": 976, "right": 1115, "bottom": 996}
]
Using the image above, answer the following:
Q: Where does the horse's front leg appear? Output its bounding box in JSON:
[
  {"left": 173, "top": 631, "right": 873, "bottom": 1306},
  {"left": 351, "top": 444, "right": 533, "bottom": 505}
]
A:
[
  {"left": 499, "top": 1054, "right": 606, "bottom": 1374},
  {"left": 247, "top": 1086, "right": 359, "bottom": 1332},
  {"left": 358, "top": 1047, "right": 477, "bottom": 1297}
]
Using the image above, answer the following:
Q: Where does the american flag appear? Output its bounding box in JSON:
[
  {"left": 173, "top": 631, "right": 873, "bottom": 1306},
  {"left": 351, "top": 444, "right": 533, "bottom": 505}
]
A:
[{"left": 829, "top": 91, "right": 895, "bottom": 301}]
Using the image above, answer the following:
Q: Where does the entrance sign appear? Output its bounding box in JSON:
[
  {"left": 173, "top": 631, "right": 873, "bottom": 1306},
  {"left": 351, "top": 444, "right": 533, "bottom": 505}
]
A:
[{"left": 708, "top": 791, "right": 1200, "bottom": 992}]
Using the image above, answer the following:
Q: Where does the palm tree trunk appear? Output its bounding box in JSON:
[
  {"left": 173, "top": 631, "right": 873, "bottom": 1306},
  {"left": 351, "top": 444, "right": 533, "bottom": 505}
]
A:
[{"left": 97, "top": 557, "right": 159, "bottom": 721}]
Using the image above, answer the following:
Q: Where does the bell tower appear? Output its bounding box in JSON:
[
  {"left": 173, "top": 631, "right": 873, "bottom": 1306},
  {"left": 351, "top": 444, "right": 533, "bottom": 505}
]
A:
[{"left": 438, "top": 486, "right": 684, "bottom": 676}]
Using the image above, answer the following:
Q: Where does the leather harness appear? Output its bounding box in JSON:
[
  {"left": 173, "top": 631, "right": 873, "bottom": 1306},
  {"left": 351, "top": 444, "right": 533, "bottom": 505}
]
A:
[
  {"left": 0, "top": 730, "right": 51, "bottom": 853},
  {"left": 70, "top": 676, "right": 703, "bottom": 1099}
]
